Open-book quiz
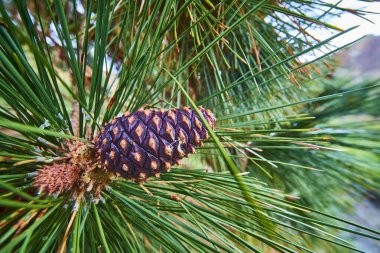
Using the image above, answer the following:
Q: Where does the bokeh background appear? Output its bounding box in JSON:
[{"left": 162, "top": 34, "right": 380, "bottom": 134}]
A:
[{"left": 323, "top": 2, "right": 380, "bottom": 252}]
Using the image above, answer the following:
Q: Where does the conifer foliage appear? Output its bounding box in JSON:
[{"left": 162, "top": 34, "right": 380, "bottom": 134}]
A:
[{"left": 0, "top": 1, "right": 379, "bottom": 252}]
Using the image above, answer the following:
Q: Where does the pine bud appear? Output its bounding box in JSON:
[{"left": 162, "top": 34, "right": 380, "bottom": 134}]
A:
[{"left": 34, "top": 163, "right": 81, "bottom": 196}]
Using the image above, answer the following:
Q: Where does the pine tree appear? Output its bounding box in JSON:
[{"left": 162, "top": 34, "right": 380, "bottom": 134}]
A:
[{"left": 1, "top": 1, "right": 379, "bottom": 252}]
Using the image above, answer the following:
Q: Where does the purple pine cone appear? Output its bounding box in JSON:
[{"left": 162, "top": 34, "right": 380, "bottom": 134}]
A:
[{"left": 94, "top": 107, "right": 216, "bottom": 181}]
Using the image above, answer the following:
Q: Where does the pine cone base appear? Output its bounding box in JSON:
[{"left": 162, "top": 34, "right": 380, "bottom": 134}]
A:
[{"left": 95, "top": 107, "right": 216, "bottom": 181}]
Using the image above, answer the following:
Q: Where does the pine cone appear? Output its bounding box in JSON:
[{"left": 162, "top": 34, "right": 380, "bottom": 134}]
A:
[{"left": 95, "top": 107, "right": 216, "bottom": 181}]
